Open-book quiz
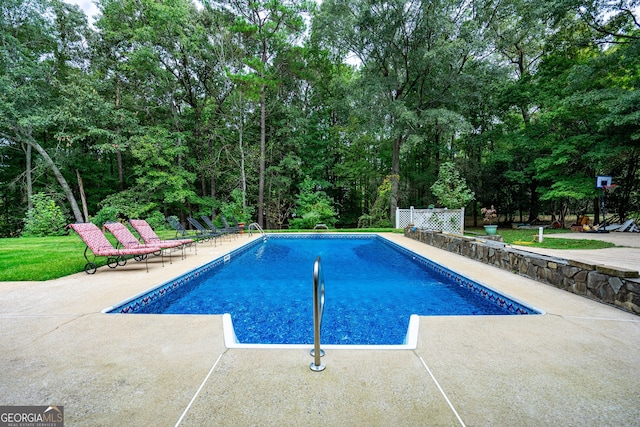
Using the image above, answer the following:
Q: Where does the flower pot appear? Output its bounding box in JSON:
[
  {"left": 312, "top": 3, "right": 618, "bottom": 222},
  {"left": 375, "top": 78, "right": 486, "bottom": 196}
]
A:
[{"left": 484, "top": 225, "right": 498, "bottom": 235}]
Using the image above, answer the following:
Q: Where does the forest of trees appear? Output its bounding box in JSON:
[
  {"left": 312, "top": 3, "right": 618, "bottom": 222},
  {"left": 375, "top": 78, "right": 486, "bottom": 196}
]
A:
[{"left": 1, "top": 0, "right": 638, "bottom": 237}]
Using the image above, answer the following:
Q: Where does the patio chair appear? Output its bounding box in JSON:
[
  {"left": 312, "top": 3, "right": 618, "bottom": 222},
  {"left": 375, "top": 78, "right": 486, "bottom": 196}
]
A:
[
  {"left": 221, "top": 215, "right": 241, "bottom": 235},
  {"left": 186, "top": 217, "right": 220, "bottom": 244},
  {"left": 68, "top": 222, "right": 160, "bottom": 274},
  {"left": 201, "top": 215, "right": 234, "bottom": 241},
  {"left": 129, "top": 219, "right": 195, "bottom": 258},
  {"left": 103, "top": 221, "right": 169, "bottom": 266},
  {"left": 166, "top": 216, "right": 197, "bottom": 240}
]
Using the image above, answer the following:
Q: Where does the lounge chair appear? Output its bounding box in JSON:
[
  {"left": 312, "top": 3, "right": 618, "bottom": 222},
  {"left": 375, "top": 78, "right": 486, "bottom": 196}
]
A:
[
  {"left": 103, "top": 222, "right": 169, "bottom": 265},
  {"left": 186, "top": 217, "right": 220, "bottom": 244},
  {"left": 201, "top": 215, "right": 234, "bottom": 240},
  {"left": 166, "top": 216, "right": 196, "bottom": 240},
  {"left": 68, "top": 222, "right": 160, "bottom": 274},
  {"left": 129, "top": 219, "right": 195, "bottom": 258},
  {"left": 221, "top": 215, "right": 240, "bottom": 235}
]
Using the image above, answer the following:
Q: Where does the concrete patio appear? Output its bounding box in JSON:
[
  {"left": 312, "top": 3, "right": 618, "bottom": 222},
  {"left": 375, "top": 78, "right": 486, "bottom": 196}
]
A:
[{"left": 1, "top": 233, "right": 638, "bottom": 426}]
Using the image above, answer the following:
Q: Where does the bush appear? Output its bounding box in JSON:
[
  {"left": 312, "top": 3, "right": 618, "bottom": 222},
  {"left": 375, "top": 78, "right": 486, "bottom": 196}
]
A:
[
  {"left": 430, "top": 162, "right": 475, "bottom": 209},
  {"left": 144, "top": 211, "right": 167, "bottom": 229},
  {"left": 358, "top": 175, "right": 394, "bottom": 228},
  {"left": 220, "top": 189, "right": 254, "bottom": 224},
  {"left": 93, "top": 189, "right": 160, "bottom": 225},
  {"left": 22, "top": 193, "right": 67, "bottom": 236},
  {"left": 290, "top": 204, "right": 337, "bottom": 229},
  {"left": 289, "top": 177, "right": 337, "bottom": 229},
  {"left": 92, "top": 206, "right": 119, "bottom": 226}
]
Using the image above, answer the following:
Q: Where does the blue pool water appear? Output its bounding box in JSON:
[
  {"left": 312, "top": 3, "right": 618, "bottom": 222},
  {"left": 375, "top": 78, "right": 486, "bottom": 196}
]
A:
[{"left": 110, "top": 235, "right": 538, "bottom": 345}]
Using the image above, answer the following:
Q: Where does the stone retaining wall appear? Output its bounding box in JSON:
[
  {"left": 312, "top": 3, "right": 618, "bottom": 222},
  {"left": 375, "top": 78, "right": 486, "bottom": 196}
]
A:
[{"left": 405, "top": 228, "right": 640, "bottom": 315}]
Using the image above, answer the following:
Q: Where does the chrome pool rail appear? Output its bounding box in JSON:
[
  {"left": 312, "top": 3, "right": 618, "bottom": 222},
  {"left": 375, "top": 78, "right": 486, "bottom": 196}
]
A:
[
  {"left": 310, "top": 256, "right": 326, "bottom": 371},
  {"left": 247, "top": 222, "right": 266, "bottom": 240}
]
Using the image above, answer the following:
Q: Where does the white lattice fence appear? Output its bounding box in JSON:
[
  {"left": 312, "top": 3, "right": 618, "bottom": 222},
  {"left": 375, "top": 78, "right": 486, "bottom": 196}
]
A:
[
  {"left": 396, "top": 207, "right": 464, "bottom": 235},
  {"left": 395, "top": 208, "right": 413, "bottom": 229}
]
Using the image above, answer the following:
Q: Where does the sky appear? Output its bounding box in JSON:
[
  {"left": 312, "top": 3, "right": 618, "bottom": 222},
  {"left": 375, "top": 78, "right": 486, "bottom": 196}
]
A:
[{"left": 64, "top": 0, "right": 99, "bottom": 25}]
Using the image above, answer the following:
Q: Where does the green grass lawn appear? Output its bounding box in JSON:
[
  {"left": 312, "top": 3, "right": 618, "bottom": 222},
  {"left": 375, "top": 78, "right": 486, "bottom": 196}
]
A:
[
  {"left": 0, "top": 228, "right": 187, "bottom": 281},
  {"left": 472, "top": 228, "right": 616, "bottom": 250},
  {"left": 0, "top": 227, "right": 614, "bottom": 282},
  {"left": 0, "top": 235, "right": 94, "bottom": 281}
]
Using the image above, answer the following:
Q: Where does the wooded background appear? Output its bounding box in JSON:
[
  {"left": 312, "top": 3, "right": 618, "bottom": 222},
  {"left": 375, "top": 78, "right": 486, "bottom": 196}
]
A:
[{"left": 1, "top": 0, "right": 638, "bottom": 236}]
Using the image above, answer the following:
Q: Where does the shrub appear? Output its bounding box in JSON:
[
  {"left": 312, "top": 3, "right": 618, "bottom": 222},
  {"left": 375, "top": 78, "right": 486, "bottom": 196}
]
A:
[
  {"left": 144, "top": 211, "right": 167, "bottom": 229},
  {"left": 92, "top": 206, "right": 119, "bottom": 226},
  {"left": 22, "top": 193, "right": 67, "bottom": 236},
  {"left": 359, "top": 175, "right": 395, "bottom": 228},
  {"left": 289, "top": 177, "right": 337, "bottom": 229},
  {"left": 430, "top": 162, "right": 475, "bottom": 209},
  {"left": 220, "top": 189, "right": 254, "bottom": 224},
  {"left": 93, "top": 189, "right": 159, "bottom": 225},
  {"left": 481, "top": 205, "right": 498, "bottom": 225}
]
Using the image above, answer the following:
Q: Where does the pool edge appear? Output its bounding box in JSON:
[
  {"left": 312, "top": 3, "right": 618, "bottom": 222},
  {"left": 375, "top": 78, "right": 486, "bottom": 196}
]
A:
[
  {"left": 103, "top": 233, "right": 544, "bottom": 348},
  {"left": 376, "top": 234, "right": 546, "bottom": 316},
  {"left": 222, "top": 313, "right": 420, "bottom": 350}
]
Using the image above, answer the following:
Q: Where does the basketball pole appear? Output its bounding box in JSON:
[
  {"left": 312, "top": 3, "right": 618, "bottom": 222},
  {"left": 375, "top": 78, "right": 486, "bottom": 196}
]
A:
[{"left": 602, "top": 186, "right": 606, "bottom": 228}]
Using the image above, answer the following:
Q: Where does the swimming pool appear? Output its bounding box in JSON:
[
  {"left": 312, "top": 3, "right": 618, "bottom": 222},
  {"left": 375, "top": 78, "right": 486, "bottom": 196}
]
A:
[{"left": 105, "top": 234, "right": 540, "bottom": 347}]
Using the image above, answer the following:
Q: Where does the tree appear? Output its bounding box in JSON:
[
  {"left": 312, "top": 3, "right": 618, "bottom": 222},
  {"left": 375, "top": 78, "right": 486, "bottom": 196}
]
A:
[
  {"left": 1, "top": 0, "right": 638, "bottom": 233},
  {"left": 358, "top": 175, "right": 396, "bottom": 228},
  {"left": 0, "top": 0, "right": 89, "bottom": 223},
  {"left": 526, "top": 5, "right": 640, "bottom": 223},
  {"left": 220, "top": 0, "right": 307, "bottom": 227},
  {"left": 94, "top": 0, "right": 237, "bottom": 216},
  {"left": 431, "top": 162, "right": 475, "bottom": 209},
  {"left": 315, "top": 0, "right": 490, "bottom": 224}
]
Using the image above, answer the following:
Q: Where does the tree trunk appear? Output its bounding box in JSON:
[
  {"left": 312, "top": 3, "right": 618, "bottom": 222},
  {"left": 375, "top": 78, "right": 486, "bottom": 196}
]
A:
[
  {"left": 527, "top": 180, "right": 539, "bottom": 223},
  {"left": 206, "top": 135, "right": 215, "bottom": 217},
  {"left": 115, "top": 86, "right": 124, "bottom": 191},
  {"left": 27, "top": 139, "right": 84, "bottom": 223},
  {"left": 76, "top": 170, "right": 89, "bottom": 222},
  {"left": 210, "top": 175, "right": 216, "bottom": 219},
  {"left": 25, "top": 143, "right": 33, "bottom": 210},
  {"left": 389, "top": 135, "right": 403, "bottom": 225},
  {"left": 618, "top": 151, "right": 639, "bottom": 221},
  {"left": 258, "top": 84, "right": 266, "bottom": 228},
  {"left": 255, "top": 33, "right": 269, "bottom": 228},
  {"left": 239, "top": 105, "right": 247, "bottom": 209},
  {"left": 473, "top": 200, "right": 478, "bottom": 228},
  {"left": 116, "top": 150, "right": 124, "bottom": 191}
]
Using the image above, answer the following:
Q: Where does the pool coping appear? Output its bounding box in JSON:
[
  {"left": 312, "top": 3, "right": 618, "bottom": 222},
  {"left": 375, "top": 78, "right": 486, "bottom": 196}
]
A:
[
  {"left": 102, "top": 233, "right": 544, "bottom": 349},
  {"left": 222, "top": 313, "right": 421, "bottom": 350}
]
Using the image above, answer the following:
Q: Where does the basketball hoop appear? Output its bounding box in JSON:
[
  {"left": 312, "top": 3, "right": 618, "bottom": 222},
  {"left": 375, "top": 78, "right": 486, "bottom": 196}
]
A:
[{"left": 599, "top": 183, "right": 617, "bottom": 232}]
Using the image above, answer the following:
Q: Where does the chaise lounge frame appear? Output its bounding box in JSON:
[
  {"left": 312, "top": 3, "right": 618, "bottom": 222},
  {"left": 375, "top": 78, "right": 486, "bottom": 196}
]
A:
[
  {"left": 103, "top": 222, "right": 169, "bottom": 266},
  {"left": 68, "top": 223, "right": 160, "bottom": 274},
  {"left": 186, "top": 217, "right": 220, "bottom": 245},
  {"left": 128, "top": 219, "right": 196, "bottom": 258}
]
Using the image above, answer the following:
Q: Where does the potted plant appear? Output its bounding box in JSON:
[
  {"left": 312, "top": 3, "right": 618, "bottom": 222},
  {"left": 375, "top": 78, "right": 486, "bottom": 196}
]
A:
[{"left": 481, "top": 205, "right": 498, "bottom": 235}]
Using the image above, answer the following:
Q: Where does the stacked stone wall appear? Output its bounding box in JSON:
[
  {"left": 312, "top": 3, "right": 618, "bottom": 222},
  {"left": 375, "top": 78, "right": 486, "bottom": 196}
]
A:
[{"left": 405, "top": 228, "right": 640, "bottom": 315}]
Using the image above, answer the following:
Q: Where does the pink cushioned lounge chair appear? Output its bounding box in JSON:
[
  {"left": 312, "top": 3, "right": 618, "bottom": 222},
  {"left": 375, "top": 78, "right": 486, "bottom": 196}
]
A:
[
  {"left": 128, "top": 219, "right": 195, "bottom": 257},
  {"left": 68, "top": 222, "right": 160, "bottom": 274},
  {"left": 103, "top": 222, "right": 170, "bottom": 265}
]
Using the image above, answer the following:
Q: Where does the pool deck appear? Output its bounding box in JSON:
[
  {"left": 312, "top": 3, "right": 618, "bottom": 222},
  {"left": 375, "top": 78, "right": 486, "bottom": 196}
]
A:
[{"left": 1, "top": 232, "right": 639, "bottom": 426}]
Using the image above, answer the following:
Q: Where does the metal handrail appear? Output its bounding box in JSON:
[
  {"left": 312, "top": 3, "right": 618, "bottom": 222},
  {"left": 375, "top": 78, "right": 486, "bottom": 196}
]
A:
[
  {"left": 247, "top": 222, "right": 265, "bottom": 238},
  {"left": 310, "top": 256, "right": 326, "bottom": 371}
]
